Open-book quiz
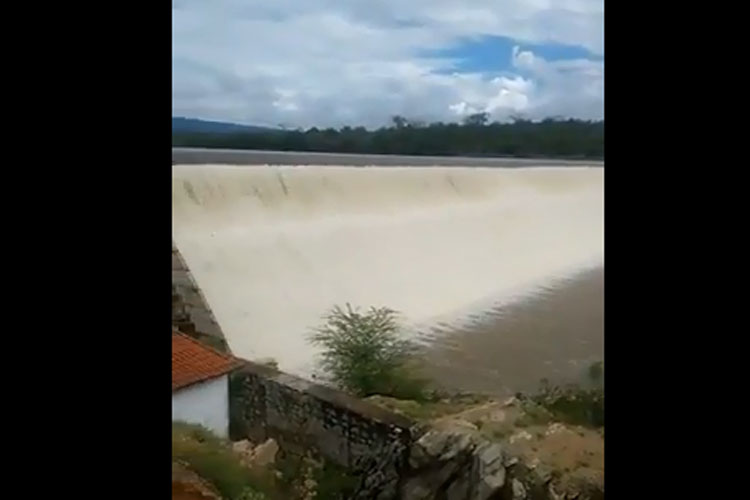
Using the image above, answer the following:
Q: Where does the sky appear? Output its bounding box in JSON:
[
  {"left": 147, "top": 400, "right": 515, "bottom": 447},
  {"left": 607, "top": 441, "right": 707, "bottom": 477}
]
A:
[{"left": 172, "top": 0, "right": 604, "bottom": 129}]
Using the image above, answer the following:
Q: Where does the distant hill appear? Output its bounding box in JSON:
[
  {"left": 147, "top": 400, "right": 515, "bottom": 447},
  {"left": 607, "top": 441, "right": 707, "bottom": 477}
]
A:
[
  {"left": 172, "top": 117, "right": 278, "bottom": 135},
  {"left": 173, "top": 116, "right": 603, "bottom": 159}
]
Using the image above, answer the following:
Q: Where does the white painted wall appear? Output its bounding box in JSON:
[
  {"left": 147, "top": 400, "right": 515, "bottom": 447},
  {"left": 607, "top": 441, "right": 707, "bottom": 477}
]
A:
[{"left": 172, "top": 375, "right": 229, "bottom": 437}]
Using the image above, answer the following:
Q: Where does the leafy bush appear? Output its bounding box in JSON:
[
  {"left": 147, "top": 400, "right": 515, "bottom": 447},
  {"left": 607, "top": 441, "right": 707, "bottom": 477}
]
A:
[
  {"left": 587, "top": 361, "right": 604, "bottom": 385},
  {"left": 516, "top": 399, "right": 555, "bottom": 427},
  {"left": 274, "top": 450, "right": 359, "bottom": 500},
  {"left": 172, "top": 422, "right": 268, "bottom": 500},
  {"left": 529, "top": 379, "right": 604, "bottom": 428},
  {"left": 309, "top": 304, "right": 428, "bottom": 400}
]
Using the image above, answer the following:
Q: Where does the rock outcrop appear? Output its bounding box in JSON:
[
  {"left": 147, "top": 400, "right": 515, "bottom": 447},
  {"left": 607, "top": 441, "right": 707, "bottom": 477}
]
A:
[
  {"left": 400, "top": 424, "right": 507, "bottom": 500},
  {"left": 351, "top": 422, "right": 602, "bottom": 500}
]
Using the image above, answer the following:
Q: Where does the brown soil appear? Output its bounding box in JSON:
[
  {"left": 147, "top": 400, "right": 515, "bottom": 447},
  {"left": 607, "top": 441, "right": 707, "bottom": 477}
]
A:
[
  {"left": 507, "top": 423, "right": 604, "bottom": 492},
  {"left": 172, "top": 462, "right": 222, "bottom": 500}
]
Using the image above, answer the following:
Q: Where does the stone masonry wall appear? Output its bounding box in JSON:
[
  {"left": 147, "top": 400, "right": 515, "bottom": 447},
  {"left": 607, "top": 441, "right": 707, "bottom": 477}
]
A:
[
  {"left": 172, "top": 241, "right": 230, "bottom": 353},
  {"left": 230, "top": 361, "right": 414, "bottom": 468}
]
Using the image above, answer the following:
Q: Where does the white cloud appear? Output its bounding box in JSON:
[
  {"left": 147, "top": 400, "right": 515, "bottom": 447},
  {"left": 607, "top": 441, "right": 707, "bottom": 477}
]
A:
[{"left": 173, "top": 0, "right": 603, "bottom": 128}]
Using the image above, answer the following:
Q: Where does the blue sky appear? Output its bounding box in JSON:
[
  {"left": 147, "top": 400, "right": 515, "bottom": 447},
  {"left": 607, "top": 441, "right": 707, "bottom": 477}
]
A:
[
  {"left": 173, "top": 1, "right": 604, "bottom": 128},
  {"left": 427, "top": 36, "right": 603, "bottom": 74}
]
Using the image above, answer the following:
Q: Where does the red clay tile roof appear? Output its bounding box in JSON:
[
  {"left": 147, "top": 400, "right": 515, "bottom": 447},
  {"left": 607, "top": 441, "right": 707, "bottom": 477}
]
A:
[{"left": 172, "top": 331, "right": 240, "bottom": 391}]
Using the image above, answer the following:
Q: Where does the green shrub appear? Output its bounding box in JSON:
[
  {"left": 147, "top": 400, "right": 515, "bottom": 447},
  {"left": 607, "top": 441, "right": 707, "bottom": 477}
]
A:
[
  {"left": 587, "top": 361, "right": 604, "bottom": 385},
  {"left": 309, "top": 304, "right": 428, "bottom": 400},
  {"left": 175, "top": 421, "right": 222, "bottom": 445},
  {"left": 372, "top": 363, "right": 430, "bottom": 401},
  {"left": 529, "top": 379, "right": 604, "bottom": 428},
  {"left": 517, "top": 399, "right": 554, "bottom": 426},
  {"left": 274, "top": 451, "right": 359, "bottom": 500}
]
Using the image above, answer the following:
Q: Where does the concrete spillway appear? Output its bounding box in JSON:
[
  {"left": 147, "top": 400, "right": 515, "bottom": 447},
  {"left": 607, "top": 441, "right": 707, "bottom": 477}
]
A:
[{"left": 172, "top": 164, "right": 603, "bottom": 381}]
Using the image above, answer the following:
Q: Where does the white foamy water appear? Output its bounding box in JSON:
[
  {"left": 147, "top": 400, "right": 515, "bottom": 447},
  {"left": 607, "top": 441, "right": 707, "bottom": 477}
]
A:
[{"left": 172, "top": 164, "right": 603, "bottom": 378}]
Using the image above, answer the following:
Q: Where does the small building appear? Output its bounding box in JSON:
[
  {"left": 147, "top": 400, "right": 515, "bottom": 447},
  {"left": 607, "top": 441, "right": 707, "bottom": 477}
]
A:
[{"left": 172, "top": 331, "right": 240, "bottom": 437}]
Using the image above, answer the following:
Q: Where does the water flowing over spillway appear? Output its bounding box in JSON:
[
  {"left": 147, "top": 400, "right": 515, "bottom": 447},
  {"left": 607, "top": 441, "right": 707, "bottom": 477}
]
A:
[{"left": 172, "top": 164, "right": 604, "bottom": 383}]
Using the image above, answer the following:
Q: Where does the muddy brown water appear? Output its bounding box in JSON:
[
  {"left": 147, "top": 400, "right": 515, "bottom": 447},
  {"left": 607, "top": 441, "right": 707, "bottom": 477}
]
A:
[{"left": 419, "top": 266, "right": 603, "bottom": 397}]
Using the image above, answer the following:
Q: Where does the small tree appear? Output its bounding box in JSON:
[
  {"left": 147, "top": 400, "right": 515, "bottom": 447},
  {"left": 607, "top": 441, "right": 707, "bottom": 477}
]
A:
[
  {"left": 391, "top": 115, "right": 409, "bottom": 129},
  {"left": 463, "top": 112, "right": 489, "bottom": 126},
  {"left": 309, "top": 304, "right": 425, "bottom": 399}
]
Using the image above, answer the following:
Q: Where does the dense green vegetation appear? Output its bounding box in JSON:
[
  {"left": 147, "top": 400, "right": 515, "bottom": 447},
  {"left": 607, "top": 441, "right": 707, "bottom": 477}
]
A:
[
  {"left": 172, "top": 422, "right": 268, "bottom": 500},
  {"left": 276, "top": 452, "right": 359, "bottom": 500},
  {"left": 173, "top": 422, "right": 358, "bottom": 500},
  {"left": 309, "top": 304, "right": 428, "bottom": 400},
  {"left": 173, "top": 114, "right": 604, "bottom": 159},
  {"left": 520, "top": 361, "right": 605, "bottom": 429}
]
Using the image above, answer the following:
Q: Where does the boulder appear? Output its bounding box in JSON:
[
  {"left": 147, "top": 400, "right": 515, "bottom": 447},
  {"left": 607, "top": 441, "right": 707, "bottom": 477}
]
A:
[
  {"left": 231, "top": 438, "right": 279, "bottom": 468},
  {"left": 446, "top": 469, "right": 471, "bottom": 500},
  {"left": 472, "top": 442, "right": 506, "bottom": 500},
  {"left": 476, "top": 442, "right": 503, "bottom": 468},
  {"left": 409, "top": 426, "right": 479, "bottom": 469},
  {"left": 402, "top": 457, "right": 466, "bottom": 500},
  {"left": 249, "top": 438, "right": 279, "bottom": 467},
  {"left": 512, "top": 478, "right": 527, "bottom": 500},
  {"left": 404, "top": 427, "right": 514, "bottom": 500},
  {"left": 401, "top": 479, "right": 436, "bottom": 500},
  {"left": 232, "top": 439, "right": 253, "bottom": 456}
]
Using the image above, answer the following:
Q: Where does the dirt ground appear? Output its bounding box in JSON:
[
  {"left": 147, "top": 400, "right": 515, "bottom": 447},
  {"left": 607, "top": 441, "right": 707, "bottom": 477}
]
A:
[
  {"left": 420, "top": 266, "right": 604, "bottom": 396},
  {"left": 172, "top": 462, "right": 221, "bottom": 500}
]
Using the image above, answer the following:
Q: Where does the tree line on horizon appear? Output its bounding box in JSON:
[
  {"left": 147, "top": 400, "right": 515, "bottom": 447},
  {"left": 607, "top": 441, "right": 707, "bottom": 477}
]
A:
[{"left": 172, "top": 113, "right": 604, "bottom": 159}]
